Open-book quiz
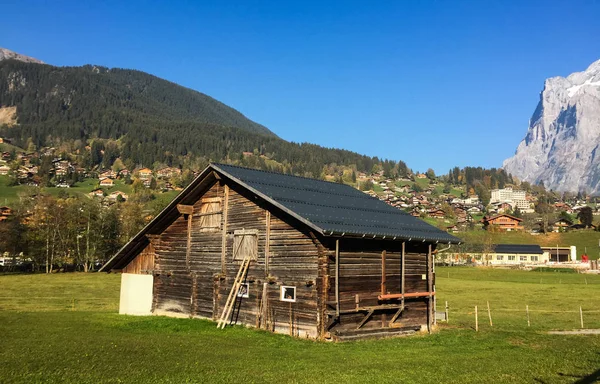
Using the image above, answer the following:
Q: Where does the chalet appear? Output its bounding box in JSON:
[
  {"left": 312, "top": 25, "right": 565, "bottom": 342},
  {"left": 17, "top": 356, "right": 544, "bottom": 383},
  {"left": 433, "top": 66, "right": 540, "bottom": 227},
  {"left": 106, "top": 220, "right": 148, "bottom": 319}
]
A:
[
  {"left": 89, "top": 188, "right": 105, "bottom": 198},
  {"left": 100, "top": 170, "right": 117, "bottom": 179},
  {"left": 0, "top": 165, "right": 10, "bottom": 176},
  {"left": 119, "top": 169, "right": 130, "bottom": 178},
  {"left": 482, "top": 214, "right": 523, "bottom": 231},
  {"left": 157, "top": 167, "right": 182, "bottom": 179},
  {"left": 101, "top": 164, "right": 460, "bottom": 341},
  {"left": 416, "top": 173, "right": 427, "bottom": 179},
  {"left": 0, "top": 206, "right": 12, "bottom": 222},
  {"left": 138, "top": 168, "right": 153, "bottom": 180},
  {"left": 108, "top": 191, "right": 128, "bottom": 201},
  {"left": 488, "top": 244, "right": 546, "bottom": 265},
  {"left": 99, "top": 178, "right": 114, "bottom": 187},
  {"left": 428, "top": 209, "right": 446, "bottom": 219},
  {"left": 551, "top": 218, "right": 572, "bottom": 232}
]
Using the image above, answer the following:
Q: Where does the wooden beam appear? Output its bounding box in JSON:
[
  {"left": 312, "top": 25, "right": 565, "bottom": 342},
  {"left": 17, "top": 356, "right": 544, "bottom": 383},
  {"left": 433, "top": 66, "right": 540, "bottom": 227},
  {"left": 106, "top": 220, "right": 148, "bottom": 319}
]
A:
[
  {"left": 221, "top": 185, "right": 229, "bottom": 274},
  {"left": 356, "top": 309, "right": 374, "bottom": 329},
  {"left": 378, "top": 291, "right": 436, "bottom": 300},
  {"left": 390, "top": 305, "right": 405, "bottom": 324},
  {"left": 177, "top": 204, "right": 194, "bottom": 215},
  {"left": 335, "top": 239, "right": 340, "bottom": 319}
]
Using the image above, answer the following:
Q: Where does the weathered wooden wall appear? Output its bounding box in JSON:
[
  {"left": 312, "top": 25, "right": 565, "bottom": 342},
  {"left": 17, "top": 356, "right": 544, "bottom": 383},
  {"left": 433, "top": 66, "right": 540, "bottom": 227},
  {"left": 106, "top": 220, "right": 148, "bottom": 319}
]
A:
[
  {"left": 122, "top": 243, "right": 155, "bottom": 275},
  {"left": 319, "top": 238, "right": 434, "bottom": 337},
  {"left": 120, "top": 177, "right": 437, "bottom": 340},
  {"left": 143, "top": 181, "right": 322, "bottom": 337}
]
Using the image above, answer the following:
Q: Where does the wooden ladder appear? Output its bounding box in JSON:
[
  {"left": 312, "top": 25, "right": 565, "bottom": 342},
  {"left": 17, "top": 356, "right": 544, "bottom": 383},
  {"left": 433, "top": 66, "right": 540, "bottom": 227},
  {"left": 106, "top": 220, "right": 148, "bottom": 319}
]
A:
[{"left": 216, "top": 256, "right": 251, "bottom": 329}]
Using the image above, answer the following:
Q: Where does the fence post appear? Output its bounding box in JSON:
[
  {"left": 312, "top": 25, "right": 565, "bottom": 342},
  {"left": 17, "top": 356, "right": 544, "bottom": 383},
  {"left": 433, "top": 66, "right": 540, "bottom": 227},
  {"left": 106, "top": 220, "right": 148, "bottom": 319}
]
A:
[
  {"left": 526, "top": 305, "right": 530, "bottom": 327},
  {"left": 487, "top": 301, "right": 493, "bottom": 327},
  {"left": 580, "top": 306, "right": 584, "bottom": 329},
  {"left": 445, "top": 301, "right": 449, "bottom": 323},
  {"left": 475, "top": 305, "right": 478, "bottom": 332}
]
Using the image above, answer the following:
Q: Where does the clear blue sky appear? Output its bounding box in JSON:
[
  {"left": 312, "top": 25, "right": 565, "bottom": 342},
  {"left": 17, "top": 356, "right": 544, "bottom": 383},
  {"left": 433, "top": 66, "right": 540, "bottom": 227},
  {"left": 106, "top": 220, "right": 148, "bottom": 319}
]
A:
[{"left": 2, "top": 0, "right": 599, "bottom": 174}]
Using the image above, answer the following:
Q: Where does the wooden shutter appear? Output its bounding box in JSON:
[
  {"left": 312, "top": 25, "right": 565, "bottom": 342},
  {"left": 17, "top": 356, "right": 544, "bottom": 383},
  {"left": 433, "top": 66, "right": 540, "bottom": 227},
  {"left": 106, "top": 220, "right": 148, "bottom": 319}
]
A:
[
  {"left": 232, "top": 229, "right": 258, "bottom": 261},
  {"left": 199, "top": 197, "right": 222, "bottom": 231}
]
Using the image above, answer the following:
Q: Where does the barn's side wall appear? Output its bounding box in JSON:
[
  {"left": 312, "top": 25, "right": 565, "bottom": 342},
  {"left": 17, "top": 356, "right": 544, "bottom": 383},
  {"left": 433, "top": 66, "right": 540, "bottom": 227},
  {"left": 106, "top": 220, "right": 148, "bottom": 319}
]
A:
[
  {"left": 320, "top": 238, "right": 434, "bottom": 337},
  {"left": 146, "top": 181, "right": 321, "bottom": 337}
]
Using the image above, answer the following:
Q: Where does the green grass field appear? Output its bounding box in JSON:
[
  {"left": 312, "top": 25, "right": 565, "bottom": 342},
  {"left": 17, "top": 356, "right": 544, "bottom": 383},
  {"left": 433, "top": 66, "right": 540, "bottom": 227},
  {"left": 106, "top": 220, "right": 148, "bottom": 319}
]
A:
[{"left": 1, "top": 268, "right": 599, "bottom": 383}]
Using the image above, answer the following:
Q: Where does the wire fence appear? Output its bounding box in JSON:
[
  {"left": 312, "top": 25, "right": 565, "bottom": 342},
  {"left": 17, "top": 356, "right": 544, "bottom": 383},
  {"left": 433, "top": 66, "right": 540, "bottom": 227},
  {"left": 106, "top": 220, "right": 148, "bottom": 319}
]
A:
[{"left": 436, "top": 301, "right": 600, "bottom": 332}]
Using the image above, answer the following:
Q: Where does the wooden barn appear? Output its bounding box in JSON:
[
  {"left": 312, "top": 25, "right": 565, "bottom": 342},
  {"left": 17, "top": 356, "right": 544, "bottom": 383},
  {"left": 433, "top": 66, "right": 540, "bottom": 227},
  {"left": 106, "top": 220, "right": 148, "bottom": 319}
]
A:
[{"left": 101, "top": 164, "right": 460, "bottom": 340}]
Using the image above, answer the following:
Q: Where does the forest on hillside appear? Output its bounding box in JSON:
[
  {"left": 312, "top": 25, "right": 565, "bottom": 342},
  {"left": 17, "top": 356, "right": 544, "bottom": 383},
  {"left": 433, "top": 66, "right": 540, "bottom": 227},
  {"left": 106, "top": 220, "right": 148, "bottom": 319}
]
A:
[{"left": 0, "top": 60, "right": 398, "bottom": 178}]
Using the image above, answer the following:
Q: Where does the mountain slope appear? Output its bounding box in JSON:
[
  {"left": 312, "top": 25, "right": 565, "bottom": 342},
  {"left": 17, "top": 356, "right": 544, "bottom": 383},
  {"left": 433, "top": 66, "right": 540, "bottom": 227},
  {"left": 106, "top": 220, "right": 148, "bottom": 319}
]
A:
[
  {"left": 0, "top": 52, "right": 383, "bottom": 177},
  {"left": 0, "top": 48, "right": 44, "bottom": 64},
  {"left": 503, "top": 59, "right": 600, "bottom": 193},
  {"left": 0, "top": 58, "right": 274, "bottom": 138}
]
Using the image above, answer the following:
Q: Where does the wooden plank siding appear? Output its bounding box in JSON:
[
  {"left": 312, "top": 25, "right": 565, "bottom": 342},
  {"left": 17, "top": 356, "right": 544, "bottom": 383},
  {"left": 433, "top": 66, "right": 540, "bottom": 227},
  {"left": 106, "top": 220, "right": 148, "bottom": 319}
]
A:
[
  {"left": 122, "top": 243, "right": 155, "bottom": 274},
  {"left": 146, "top": 181, "right": 321, "bottom": 337},
  {"left": 121, "top": 178, "right": 435, "bottom": 339}
]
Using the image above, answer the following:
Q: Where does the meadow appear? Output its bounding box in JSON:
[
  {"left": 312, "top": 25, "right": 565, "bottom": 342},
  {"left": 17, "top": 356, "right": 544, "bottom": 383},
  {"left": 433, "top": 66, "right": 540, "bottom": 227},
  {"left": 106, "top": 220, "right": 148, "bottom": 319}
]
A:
[{"left": 1, "top": 268, "right": 599, "bottom": 383}]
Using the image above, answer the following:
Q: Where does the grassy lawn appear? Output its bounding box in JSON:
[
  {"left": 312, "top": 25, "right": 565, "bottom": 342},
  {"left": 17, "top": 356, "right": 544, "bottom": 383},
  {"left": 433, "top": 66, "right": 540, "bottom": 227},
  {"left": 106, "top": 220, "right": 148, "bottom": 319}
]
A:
[{"left": 1, "top": 269, "right": 599, "bottom": 383}]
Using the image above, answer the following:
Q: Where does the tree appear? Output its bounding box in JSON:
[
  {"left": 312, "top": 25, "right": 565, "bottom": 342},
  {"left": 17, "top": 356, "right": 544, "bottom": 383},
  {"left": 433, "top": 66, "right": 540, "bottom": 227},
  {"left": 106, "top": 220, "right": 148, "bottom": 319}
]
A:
[
  {"left": 577, "top": 206, "right": 594, "bottom": 227},
  {"left": 426, "top": 168, "right": 435, "bottom": 180}
]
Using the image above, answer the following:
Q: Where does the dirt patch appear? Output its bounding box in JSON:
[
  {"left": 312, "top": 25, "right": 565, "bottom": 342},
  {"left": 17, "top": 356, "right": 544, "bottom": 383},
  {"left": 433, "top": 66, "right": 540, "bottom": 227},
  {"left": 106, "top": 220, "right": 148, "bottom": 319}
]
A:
[{"left": 0, "top": 106, "right": 17, "bottom": 126}]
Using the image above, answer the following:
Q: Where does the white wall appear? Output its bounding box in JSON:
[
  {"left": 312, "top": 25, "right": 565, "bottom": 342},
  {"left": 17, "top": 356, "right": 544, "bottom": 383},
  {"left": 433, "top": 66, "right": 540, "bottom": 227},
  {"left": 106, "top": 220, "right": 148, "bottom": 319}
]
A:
[{"left": 119, "top": 273, "right": 153, "bottom": 316}]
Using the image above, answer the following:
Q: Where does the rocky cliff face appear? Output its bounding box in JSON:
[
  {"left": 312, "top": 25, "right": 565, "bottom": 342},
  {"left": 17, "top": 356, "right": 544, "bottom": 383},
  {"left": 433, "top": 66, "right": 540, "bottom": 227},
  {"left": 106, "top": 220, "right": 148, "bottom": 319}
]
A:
[
  {"left": 503, "top": 59, "right": 600, "bottom": 193},
  {"left": 0, "top": 48, "right": 44, "bottom": 64}
]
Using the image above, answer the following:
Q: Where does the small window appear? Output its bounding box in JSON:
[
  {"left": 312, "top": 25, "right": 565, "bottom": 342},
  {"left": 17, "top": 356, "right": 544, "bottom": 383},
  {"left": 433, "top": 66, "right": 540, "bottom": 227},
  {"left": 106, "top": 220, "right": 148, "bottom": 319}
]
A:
[
  {"left": 508, "top": 255, "right": 516, "bottom": 261},
  {"left": 237, "top": 283, "right": 249, "bottom": 298},
  {"left": 496, "top": 255, "right": 503, "bottom": 260},
  {"left": 280, "top": 286, "right": 296, "bottom": 302},
  {"left": 520, "top": 256, "right": 527, "bottom": 261},
  {"left": 531, "top": 256, "right": 538, "bottom": 262},
  {"left": 233, "top": 229, "right": 258, "bottom": 261},
  {"left": 199, "top": 197, "right": 222, "bottom": 231}
]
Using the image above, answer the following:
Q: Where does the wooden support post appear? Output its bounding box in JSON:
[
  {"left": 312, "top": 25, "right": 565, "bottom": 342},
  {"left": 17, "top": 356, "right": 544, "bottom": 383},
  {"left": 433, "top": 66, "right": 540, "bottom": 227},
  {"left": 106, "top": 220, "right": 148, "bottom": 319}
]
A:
[
  {"left": 335, "top": 239, "right": 340, "bottom": 319},
  {"left": 381, "top": 250, "right": 387, "bottom": 296},
  {"left": 221, "top": 185, "right": 229, "bottom": 274},
  {"left": 427, "top": 244, "right": 433, "bottom": 333},
  {"left": 355, "top": 294, "right": 360, "bottom": 310},
  {"left": 381, "top": 249, "right": 387, "bottom": 327},
  {"left": 580, "top": 306, "right": 584, "bottom": 328},
  {"left": 475, "top": 305, "right": 478, "bottom": 332},
  {"left": 526, "top": 305, "right": 530, "bottom": 327},
  {"left": 487, "top": 301, "right": 493, "bottom": 327},
  {"left": 265, "top": 211, "right": 271, "bottom": 276},
  {"left": 401, "top": 242, "right": 406, "bottom": 312}
]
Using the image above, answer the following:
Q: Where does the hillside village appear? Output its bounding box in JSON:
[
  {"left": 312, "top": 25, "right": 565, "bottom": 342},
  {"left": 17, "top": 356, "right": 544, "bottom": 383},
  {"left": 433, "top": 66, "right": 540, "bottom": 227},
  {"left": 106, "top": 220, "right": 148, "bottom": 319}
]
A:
[{"left": 1, "top": 138, "right": 599, "bottom": 235}]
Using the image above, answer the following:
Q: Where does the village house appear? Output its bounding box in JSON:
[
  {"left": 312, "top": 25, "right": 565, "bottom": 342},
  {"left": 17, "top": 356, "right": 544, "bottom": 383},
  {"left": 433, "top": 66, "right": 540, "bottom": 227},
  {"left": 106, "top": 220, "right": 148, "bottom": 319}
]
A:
[
  {"left": 101, "top": 163, "right": 460, "bottom": 341},
  {"left": 428, "top": 209, "right": 446, "bottom": 219},
  {"left": 482, "top": 214, "right": 524, "bottom": 231},
  {"left": 137, "top": 168, "right": 153, "bottom": 180},
  {"left": 118, "top": 169, "right": 130, "bottom": 178},
  {"left": 487, "top": 244, "right": 546, "bottom": 265},
  {"left": 99, "top": 178, "right": 114, "bottom": 187},
  {"left": 157, "top": 167, "right": 182, "bottom": 179},
  {"left": 0, "top": 206, "right": 12, "bottom": 221},
  {"left": 89, "top": 188, "right": 105, "bottom": 198},
  {"left": 0, "top": 164, "right": 10, "bottom": 176},
  {"left": 108, "top": 191, "right": 128, "bottom": 201},
  {"left": 100, "top": 170, "right": 117, "bottom": 179}
]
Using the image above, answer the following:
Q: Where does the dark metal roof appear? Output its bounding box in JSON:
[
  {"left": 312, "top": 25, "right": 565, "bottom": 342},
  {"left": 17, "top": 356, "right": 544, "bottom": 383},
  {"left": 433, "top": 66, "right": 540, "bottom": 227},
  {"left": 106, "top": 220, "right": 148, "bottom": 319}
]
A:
[
  {"left": 212, "top": 163, "right": 460, "bottom": 244},
  {"left": 101, "top": 163, "right": 460, "bottom": 271},
  {"left": 493, "top": 244, "right": 543, "bottom": 255}
]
